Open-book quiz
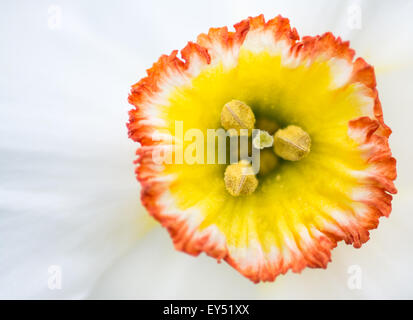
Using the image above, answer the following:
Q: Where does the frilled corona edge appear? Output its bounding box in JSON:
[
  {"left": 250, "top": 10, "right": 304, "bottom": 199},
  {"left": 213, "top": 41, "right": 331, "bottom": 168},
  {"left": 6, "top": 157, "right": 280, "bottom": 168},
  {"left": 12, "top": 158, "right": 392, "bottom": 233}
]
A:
[{"left": 127, "top": 15, "right": 397, "bottom": 283}]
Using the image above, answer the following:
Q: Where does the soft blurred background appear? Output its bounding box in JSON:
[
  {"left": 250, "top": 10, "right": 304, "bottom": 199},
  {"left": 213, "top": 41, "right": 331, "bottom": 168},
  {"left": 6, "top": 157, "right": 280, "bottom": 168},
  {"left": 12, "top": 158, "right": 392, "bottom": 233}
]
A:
[{"left": 0, "top": 0, "right": 412, "bottom": 299}]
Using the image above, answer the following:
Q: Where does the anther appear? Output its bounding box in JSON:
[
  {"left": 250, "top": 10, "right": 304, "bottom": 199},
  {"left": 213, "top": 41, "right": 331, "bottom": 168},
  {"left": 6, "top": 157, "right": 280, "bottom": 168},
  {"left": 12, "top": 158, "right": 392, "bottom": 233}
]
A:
[
  {"left": 273, "top": 125, "right": 311, "bottom": 161},
  {"left": 224, "top": 160, "right": 258, "bottom": 196},
  {"left": 221, "top": 100, "right": 255, "bottom": 136}
]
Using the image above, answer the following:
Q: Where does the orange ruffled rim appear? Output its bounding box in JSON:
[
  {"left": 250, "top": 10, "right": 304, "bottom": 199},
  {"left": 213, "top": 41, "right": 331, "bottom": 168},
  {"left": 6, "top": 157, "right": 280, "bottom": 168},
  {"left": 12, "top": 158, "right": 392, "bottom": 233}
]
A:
[{"left": 127, "top": 15, "right": 397, "bottom": 283}]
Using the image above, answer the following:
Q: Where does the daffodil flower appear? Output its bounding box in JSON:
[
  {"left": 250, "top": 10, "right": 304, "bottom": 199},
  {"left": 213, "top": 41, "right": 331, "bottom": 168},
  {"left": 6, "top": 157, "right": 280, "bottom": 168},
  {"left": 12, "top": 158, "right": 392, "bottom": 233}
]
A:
[
  {"left": 1, "top": 1, "right": 412, "bottom": 299},
  {"left": 128, "top": 14, "right": 396, "bottom": 283}
]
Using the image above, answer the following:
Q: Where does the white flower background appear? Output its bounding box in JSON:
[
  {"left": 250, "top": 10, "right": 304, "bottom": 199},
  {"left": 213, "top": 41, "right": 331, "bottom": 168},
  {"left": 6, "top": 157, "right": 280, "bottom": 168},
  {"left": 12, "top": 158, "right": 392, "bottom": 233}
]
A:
[{"left": 1, "top": 0, "right": 412, "bottom": 299}]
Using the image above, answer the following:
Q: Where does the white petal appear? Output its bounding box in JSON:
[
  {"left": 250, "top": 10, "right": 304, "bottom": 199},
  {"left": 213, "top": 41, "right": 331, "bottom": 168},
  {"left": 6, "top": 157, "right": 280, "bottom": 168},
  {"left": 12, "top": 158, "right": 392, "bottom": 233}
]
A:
[
  {"left": 89, "top": 228, "right": 262, "bottom": 299},
  {"left": 89, "top": 193, "right": 413, "bottom": 299},
  {"left": 0, "top": 1, "right": 153, "bottom": 298}
]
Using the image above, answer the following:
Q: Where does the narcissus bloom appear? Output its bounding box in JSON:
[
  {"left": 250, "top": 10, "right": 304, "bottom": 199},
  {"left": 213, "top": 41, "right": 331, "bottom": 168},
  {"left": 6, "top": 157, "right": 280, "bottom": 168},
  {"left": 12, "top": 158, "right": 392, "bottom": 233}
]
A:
[{"left": 128, "top": 15, "right": 397, "bottom": 282}]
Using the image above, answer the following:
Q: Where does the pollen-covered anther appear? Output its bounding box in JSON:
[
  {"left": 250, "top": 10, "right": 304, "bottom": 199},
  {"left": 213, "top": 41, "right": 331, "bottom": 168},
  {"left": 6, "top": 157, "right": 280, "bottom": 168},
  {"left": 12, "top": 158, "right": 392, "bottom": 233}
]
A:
[
  {"left": 221, "top": 100, "right": 255, "bottom": 136},
  {"left": 273, "top": 125, "right": 311, "bottom": 161},
  {"left": 224, "top": 160, "right": 258, "bottom": 196}
]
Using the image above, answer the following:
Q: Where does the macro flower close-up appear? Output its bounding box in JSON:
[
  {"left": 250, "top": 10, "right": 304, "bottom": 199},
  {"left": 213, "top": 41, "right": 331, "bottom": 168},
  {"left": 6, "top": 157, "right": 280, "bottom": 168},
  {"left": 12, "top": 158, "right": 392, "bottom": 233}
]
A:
[
  {"left": 127, "top": 14, "right": 396, "bottom": 283},
  {"left": 1, "top": 0, "right": 413, "bottom": 300}
]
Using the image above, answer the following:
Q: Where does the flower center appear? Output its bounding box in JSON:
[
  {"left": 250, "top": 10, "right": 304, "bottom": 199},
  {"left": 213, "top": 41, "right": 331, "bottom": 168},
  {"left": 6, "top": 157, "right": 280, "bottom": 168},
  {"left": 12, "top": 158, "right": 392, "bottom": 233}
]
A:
[{"left": 221, "top": 100, "right": 311, "bottom": 197}]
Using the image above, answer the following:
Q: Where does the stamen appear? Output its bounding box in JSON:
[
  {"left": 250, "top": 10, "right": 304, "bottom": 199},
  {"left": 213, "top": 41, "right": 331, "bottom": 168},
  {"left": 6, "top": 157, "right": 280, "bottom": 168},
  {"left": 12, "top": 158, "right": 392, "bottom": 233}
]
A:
[
  {"left": 273, "top": 125, "right": 311, "bottom": 161},
  {"left": 221, "top": 100, "right": 255, "bottom": 136},
  {"left": 224, "top": 160, "right": 258, "bottom": 196}
]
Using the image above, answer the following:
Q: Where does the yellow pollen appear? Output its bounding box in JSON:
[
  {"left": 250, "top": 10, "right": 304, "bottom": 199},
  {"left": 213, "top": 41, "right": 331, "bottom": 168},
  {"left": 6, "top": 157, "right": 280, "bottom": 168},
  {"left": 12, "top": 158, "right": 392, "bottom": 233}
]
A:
[
  {"left": 221, "top": 100, "right": 255, "bottom": 136},
  {"left": 224, "top": 160, "right": 258, "bottom": 196},
  {"left": 273, "top": 125, "right": 311, "bottom": 161}
]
